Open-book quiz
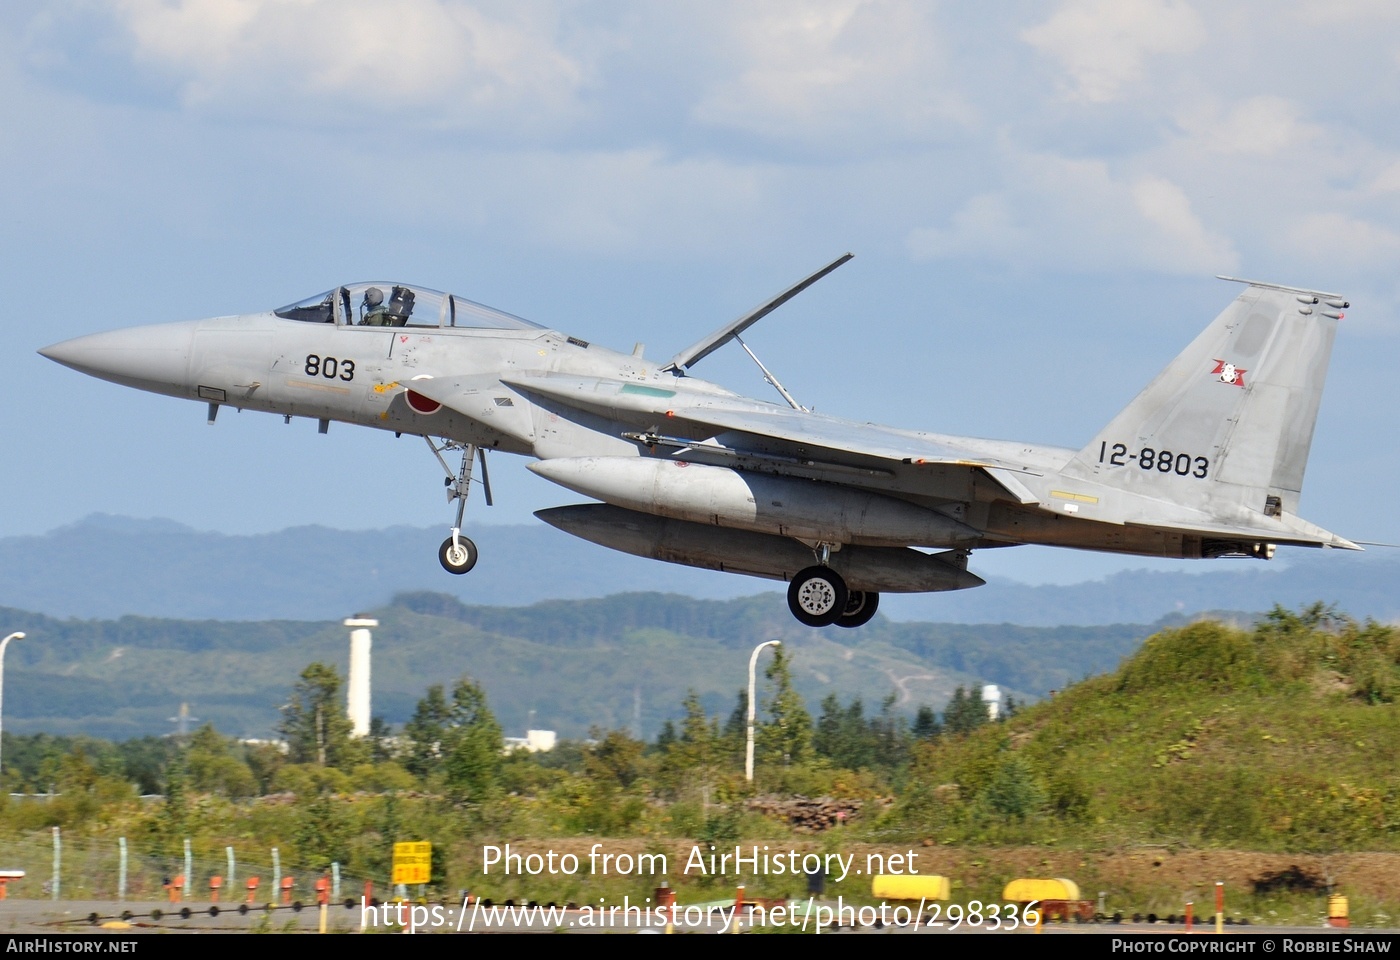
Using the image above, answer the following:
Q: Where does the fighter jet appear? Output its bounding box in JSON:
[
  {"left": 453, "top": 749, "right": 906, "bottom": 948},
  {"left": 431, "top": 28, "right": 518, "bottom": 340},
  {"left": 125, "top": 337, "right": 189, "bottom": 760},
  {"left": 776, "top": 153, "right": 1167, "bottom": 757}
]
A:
[{"left": 39, "top": 256, "right": 1358, "bottom": 628}]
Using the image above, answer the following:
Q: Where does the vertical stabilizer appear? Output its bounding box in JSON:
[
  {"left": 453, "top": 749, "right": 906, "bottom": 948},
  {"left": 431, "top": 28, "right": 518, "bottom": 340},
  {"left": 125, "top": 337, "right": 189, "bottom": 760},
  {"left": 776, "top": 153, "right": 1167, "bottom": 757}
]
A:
[{"left": 1065, "top": 279, "right": 1345, "bottom": 518}]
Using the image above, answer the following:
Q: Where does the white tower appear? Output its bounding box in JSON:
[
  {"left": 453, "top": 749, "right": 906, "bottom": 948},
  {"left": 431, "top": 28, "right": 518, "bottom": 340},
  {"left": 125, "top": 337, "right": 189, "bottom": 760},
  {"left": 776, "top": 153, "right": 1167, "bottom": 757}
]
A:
[
  {"left": 981, "top": 684, "right": 1001, "bottom": 721},
  {"left": 343, "top": 617, "right": 378, "bottom": 738}
]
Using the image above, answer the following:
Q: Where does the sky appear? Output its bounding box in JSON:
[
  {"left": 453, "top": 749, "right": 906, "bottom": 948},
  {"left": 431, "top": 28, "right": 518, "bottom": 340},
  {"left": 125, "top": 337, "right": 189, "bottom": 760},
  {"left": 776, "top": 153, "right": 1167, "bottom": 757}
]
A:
[{"left": 4, "top": 0, "right": 1400, "bottom": 588}]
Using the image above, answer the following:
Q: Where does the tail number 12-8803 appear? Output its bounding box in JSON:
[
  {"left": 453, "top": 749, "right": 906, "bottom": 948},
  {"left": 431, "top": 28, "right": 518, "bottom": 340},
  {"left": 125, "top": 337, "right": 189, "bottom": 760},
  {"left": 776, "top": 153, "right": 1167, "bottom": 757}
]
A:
[{"left": 1099, "top": 442, "right": 1208, "bottom": 478}]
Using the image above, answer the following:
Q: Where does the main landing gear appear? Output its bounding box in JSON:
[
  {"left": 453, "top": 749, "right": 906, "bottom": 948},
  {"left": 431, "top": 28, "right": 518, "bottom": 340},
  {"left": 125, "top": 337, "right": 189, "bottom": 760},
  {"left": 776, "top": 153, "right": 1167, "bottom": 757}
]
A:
[
  {"left": 786, "top": 547, "right": 881, "bottom": 629},
  {"left": 425, "top": 437, "right": 492, "bottom": 575}
]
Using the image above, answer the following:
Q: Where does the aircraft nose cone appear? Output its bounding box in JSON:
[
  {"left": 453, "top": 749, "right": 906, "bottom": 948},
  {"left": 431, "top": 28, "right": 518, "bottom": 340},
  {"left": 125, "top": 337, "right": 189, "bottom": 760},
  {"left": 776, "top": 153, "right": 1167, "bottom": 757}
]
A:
[{"left": 39, "top": 321, "right": 198, "bottom": 393}]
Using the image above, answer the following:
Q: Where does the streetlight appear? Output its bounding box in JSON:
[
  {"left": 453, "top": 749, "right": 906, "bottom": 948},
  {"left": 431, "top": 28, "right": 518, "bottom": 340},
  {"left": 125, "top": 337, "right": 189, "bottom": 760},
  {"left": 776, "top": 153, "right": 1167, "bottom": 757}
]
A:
[
  {"left": 0, "top": 632, "right": 25, "bottom": 785},
  {"left": 746, "top": 640, "right": 781, "bottom": 782}
]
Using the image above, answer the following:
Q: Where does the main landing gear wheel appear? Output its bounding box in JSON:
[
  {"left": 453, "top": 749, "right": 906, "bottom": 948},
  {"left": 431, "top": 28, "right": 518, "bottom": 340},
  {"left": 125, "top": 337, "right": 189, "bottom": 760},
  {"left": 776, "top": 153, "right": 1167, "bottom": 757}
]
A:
[
  {"left": 787, "top": 566, "right": 849, "bottom": 627},
  {"left": 835, "top": 590, "right": 880, "bottom": 629},
  {"left": 439, "top": 536, "right": 478, "bottom": 574}
]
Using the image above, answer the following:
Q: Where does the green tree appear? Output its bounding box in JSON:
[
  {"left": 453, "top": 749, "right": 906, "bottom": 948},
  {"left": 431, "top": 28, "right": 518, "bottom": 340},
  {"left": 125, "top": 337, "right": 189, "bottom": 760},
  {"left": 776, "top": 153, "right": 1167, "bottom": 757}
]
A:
[
  {"left": 678, "top": 693, "right": 717, "bottom": 761},
  {"left": 654, "top": 719, "right": 677, "bottom": 753},
  {"left": 869, "top": 694, "right": 910, "bottom": 770},
  {"left": 243, "top": 740, "right": 287, "bottom": 794},
  {"left": 814, "top": 694, "right": 910, "bottom": 772},
  {"left": 814, "top": 693, "right": 871, "bottom": 770},
  {"left": 403, "top": 684, "right": 451, "bottom": 778},
  {"left": 293, "top": 794, "right": 355, "bottom": 866},
  {"left": 439, "top": 678, "right": 503, "bottom": 802},
  {"left": 660, "top": 692, "right": 719, "bottom": 792},
  {"left": 585, "top": 728, "right": 646, "bottom": 789},
  {"left": 983, "top": 753, "right": 1044, "bottom": 819},
  {"left": 759, "top": 647, "right": 811, "bottom": 765},
  {"left": 367, "top": 717, "right": 397, "bottom": 764},
  {"left": 943, "top": 685, "right": 989, "bottom": 736},
  {"left": 185, "top": 725, "right": 257, "bottom": 798},
  {"left": 720, "top": 688, "right": 749, "bottom": 764},
  {"left": 403, "top": 678, "right": 503, "bottom": 801},
  {"left": 912, "top": 705, "right": 942, "bottom": 740},
  {"left": 279, "top": 662, "right": 358, "bottom": 768},
  {"left": 574, "top": 729, "right": 648, "bottom": 834},
  {"left": 156, "top": 751, "right": 191, "bottom": 843}
]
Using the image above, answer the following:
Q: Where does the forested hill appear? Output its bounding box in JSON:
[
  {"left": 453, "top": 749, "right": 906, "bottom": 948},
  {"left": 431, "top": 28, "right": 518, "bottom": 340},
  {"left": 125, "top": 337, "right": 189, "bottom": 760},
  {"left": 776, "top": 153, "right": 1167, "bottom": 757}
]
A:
[
  {"left": 1, "top": 514, "right": 1396, "bottom": 625},
  {"left": 0, "top": 592, "right": 1163, "bottom": 742}
]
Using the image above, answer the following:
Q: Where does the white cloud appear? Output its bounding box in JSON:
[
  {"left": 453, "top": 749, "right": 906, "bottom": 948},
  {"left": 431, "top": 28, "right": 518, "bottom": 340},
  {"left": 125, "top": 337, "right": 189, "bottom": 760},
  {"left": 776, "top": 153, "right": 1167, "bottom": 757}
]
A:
[
  {"left": 1287, "top": 0, "right": 1400, "bottom": 25},
  {"left": 691, "top": 0, "right": 973, "bottom": 146},
  {"left": 909, "top": 152, "right": 1237, "bottom": 274},
  {"left": 1130, "top": 175, "right": 1237, "bottom": 271},
  {"left": 1171, "top": 96, "right": 1320, "bottom": 157},
  {"left": 103, "top": 0, "right": 587, "bottom": 131},
  {"left": 1368, "top": 161, "right": 1400, "bottom": 194},
  {"left": 415, "top": 147, "right": 773, "bottom": 258},
  {"left": 1021, "top": 0, "right": 1205, "bottom": 103},
  {"left": 1281, "top": 213, "right": 1400, "bottom": 271},
  {"left": 906, "top": 193, "right": 1025, "bottom": 261},
  {"left": 7, "top": 1, "right": 1398, "bottom": 287}
]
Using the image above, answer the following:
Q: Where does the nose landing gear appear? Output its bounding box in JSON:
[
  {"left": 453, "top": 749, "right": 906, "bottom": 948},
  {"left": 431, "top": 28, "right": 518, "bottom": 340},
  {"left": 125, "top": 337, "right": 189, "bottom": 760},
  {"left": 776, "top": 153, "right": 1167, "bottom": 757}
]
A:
[
  {"left": 438, "top": 535, "right": 478, "bottom": 574},
  {"left": 425, "top": 437, "right": 492, "bottom": 575}
]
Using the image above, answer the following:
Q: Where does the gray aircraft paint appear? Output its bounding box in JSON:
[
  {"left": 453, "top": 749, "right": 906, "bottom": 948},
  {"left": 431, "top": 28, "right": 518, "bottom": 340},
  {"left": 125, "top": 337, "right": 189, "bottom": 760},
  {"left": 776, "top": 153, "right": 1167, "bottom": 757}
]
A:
[{"left": 39, "top": 263, "right": 1357, "bottom": 627}]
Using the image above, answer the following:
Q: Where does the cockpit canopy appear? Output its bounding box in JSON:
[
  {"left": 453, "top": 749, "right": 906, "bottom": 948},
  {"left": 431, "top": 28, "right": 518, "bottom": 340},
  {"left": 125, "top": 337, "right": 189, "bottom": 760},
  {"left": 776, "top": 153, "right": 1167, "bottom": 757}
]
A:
[{"left": 274, "top": 282, "right": 543, "bottom": 331}]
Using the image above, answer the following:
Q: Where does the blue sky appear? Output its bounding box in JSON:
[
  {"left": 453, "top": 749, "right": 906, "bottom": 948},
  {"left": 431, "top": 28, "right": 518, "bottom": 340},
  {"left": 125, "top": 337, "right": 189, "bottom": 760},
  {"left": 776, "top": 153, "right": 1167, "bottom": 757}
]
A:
[{"left": 5, "top": 0, "right": 1399, "bottom": 587}]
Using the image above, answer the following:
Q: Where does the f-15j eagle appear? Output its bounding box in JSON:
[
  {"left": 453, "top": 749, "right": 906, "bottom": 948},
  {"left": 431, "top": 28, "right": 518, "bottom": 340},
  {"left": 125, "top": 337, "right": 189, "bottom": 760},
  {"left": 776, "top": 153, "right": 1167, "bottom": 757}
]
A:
[{"left": 40, "top": 255, "right": 1357, "bottom": 628}]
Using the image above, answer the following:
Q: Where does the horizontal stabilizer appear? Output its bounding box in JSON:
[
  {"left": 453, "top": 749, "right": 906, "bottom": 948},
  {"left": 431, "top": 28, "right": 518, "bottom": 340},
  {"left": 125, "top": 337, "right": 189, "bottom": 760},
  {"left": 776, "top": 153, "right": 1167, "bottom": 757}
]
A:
[{"left": 1126, "top": 515, "right": 1360, "bottom": 551}]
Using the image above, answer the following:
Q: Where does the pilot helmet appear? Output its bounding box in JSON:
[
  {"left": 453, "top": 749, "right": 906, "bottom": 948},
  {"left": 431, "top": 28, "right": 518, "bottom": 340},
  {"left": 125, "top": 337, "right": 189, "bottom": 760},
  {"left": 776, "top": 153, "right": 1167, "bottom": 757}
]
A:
[{"left": 363, "top": 287, "right": 385, "bottom": 308}]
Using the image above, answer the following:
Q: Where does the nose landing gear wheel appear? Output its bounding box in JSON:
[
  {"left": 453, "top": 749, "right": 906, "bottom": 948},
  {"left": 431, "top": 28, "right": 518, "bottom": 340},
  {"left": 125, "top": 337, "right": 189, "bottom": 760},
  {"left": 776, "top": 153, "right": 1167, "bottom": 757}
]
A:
[
  {"left": 787, "top": 566, "right": 849, "bottom": 627},
  {"left": 835, "top": 589, "right": 880, "bottom": 628},
  {"left": 439, "top": 536, "right": 478, "bottom": 574}
]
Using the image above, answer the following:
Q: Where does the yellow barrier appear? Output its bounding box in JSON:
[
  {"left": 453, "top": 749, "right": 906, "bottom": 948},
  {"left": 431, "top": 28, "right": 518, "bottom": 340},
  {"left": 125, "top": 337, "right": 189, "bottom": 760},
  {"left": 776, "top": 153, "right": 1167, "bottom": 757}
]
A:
[
  {"left": 871, "top": 875, "right": 951, "bottom": 900},
  {"left": 1328, "top": 895, "right": 1349, "bottom": 928},
  {"left": 1002, "top": 878, "right": 1081, "bottom": 902}
]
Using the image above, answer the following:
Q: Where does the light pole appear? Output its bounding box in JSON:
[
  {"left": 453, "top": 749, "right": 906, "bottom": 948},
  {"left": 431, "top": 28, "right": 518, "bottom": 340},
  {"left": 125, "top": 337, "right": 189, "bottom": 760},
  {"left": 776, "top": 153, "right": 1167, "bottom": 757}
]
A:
[
  {"left": 746, "top": 640, "right": 781, "bottom": 782},
  {"left": 0, "top": 632, "right": 26, "bottom": 785}
]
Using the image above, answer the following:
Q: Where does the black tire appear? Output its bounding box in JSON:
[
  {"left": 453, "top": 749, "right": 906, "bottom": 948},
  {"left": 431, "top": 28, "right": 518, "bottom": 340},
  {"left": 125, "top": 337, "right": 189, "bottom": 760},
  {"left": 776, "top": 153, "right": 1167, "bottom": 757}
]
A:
[
  {"left": 438, "top": 536, "right": 478, "bottom": 574},
  {"left": 787, "top": 566, "right": 849, "bottom": 627},
  {"left": 835, "top": 590, "right": 880, "bottom": 628}
]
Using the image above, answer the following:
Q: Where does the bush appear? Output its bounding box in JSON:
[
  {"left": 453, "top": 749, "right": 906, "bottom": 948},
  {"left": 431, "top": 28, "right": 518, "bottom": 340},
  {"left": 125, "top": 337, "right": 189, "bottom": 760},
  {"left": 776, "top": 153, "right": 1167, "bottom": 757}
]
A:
[{"left": 1118, "top": 622, "right": 1261, "bottom": 693}]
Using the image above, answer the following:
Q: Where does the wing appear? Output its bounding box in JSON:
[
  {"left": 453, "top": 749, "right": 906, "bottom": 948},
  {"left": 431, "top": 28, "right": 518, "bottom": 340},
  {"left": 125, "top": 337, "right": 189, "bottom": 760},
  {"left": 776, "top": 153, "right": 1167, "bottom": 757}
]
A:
[{"left": 497, "top": 373, "right": 1049, "bottom": 506}]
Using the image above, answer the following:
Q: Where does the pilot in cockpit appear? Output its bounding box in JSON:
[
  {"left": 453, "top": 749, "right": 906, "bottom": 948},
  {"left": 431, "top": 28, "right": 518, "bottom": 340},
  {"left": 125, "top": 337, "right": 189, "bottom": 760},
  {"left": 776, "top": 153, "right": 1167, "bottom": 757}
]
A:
[{"left": 359, "top": 287, "right": 389, "bottom": 326}]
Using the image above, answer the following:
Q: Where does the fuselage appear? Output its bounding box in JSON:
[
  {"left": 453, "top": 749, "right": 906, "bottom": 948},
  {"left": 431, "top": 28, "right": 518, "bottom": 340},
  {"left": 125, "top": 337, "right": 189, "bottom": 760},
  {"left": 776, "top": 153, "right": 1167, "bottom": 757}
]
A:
[{"left": 39, "top": 297, "right": 1090, "bottom": 552}]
